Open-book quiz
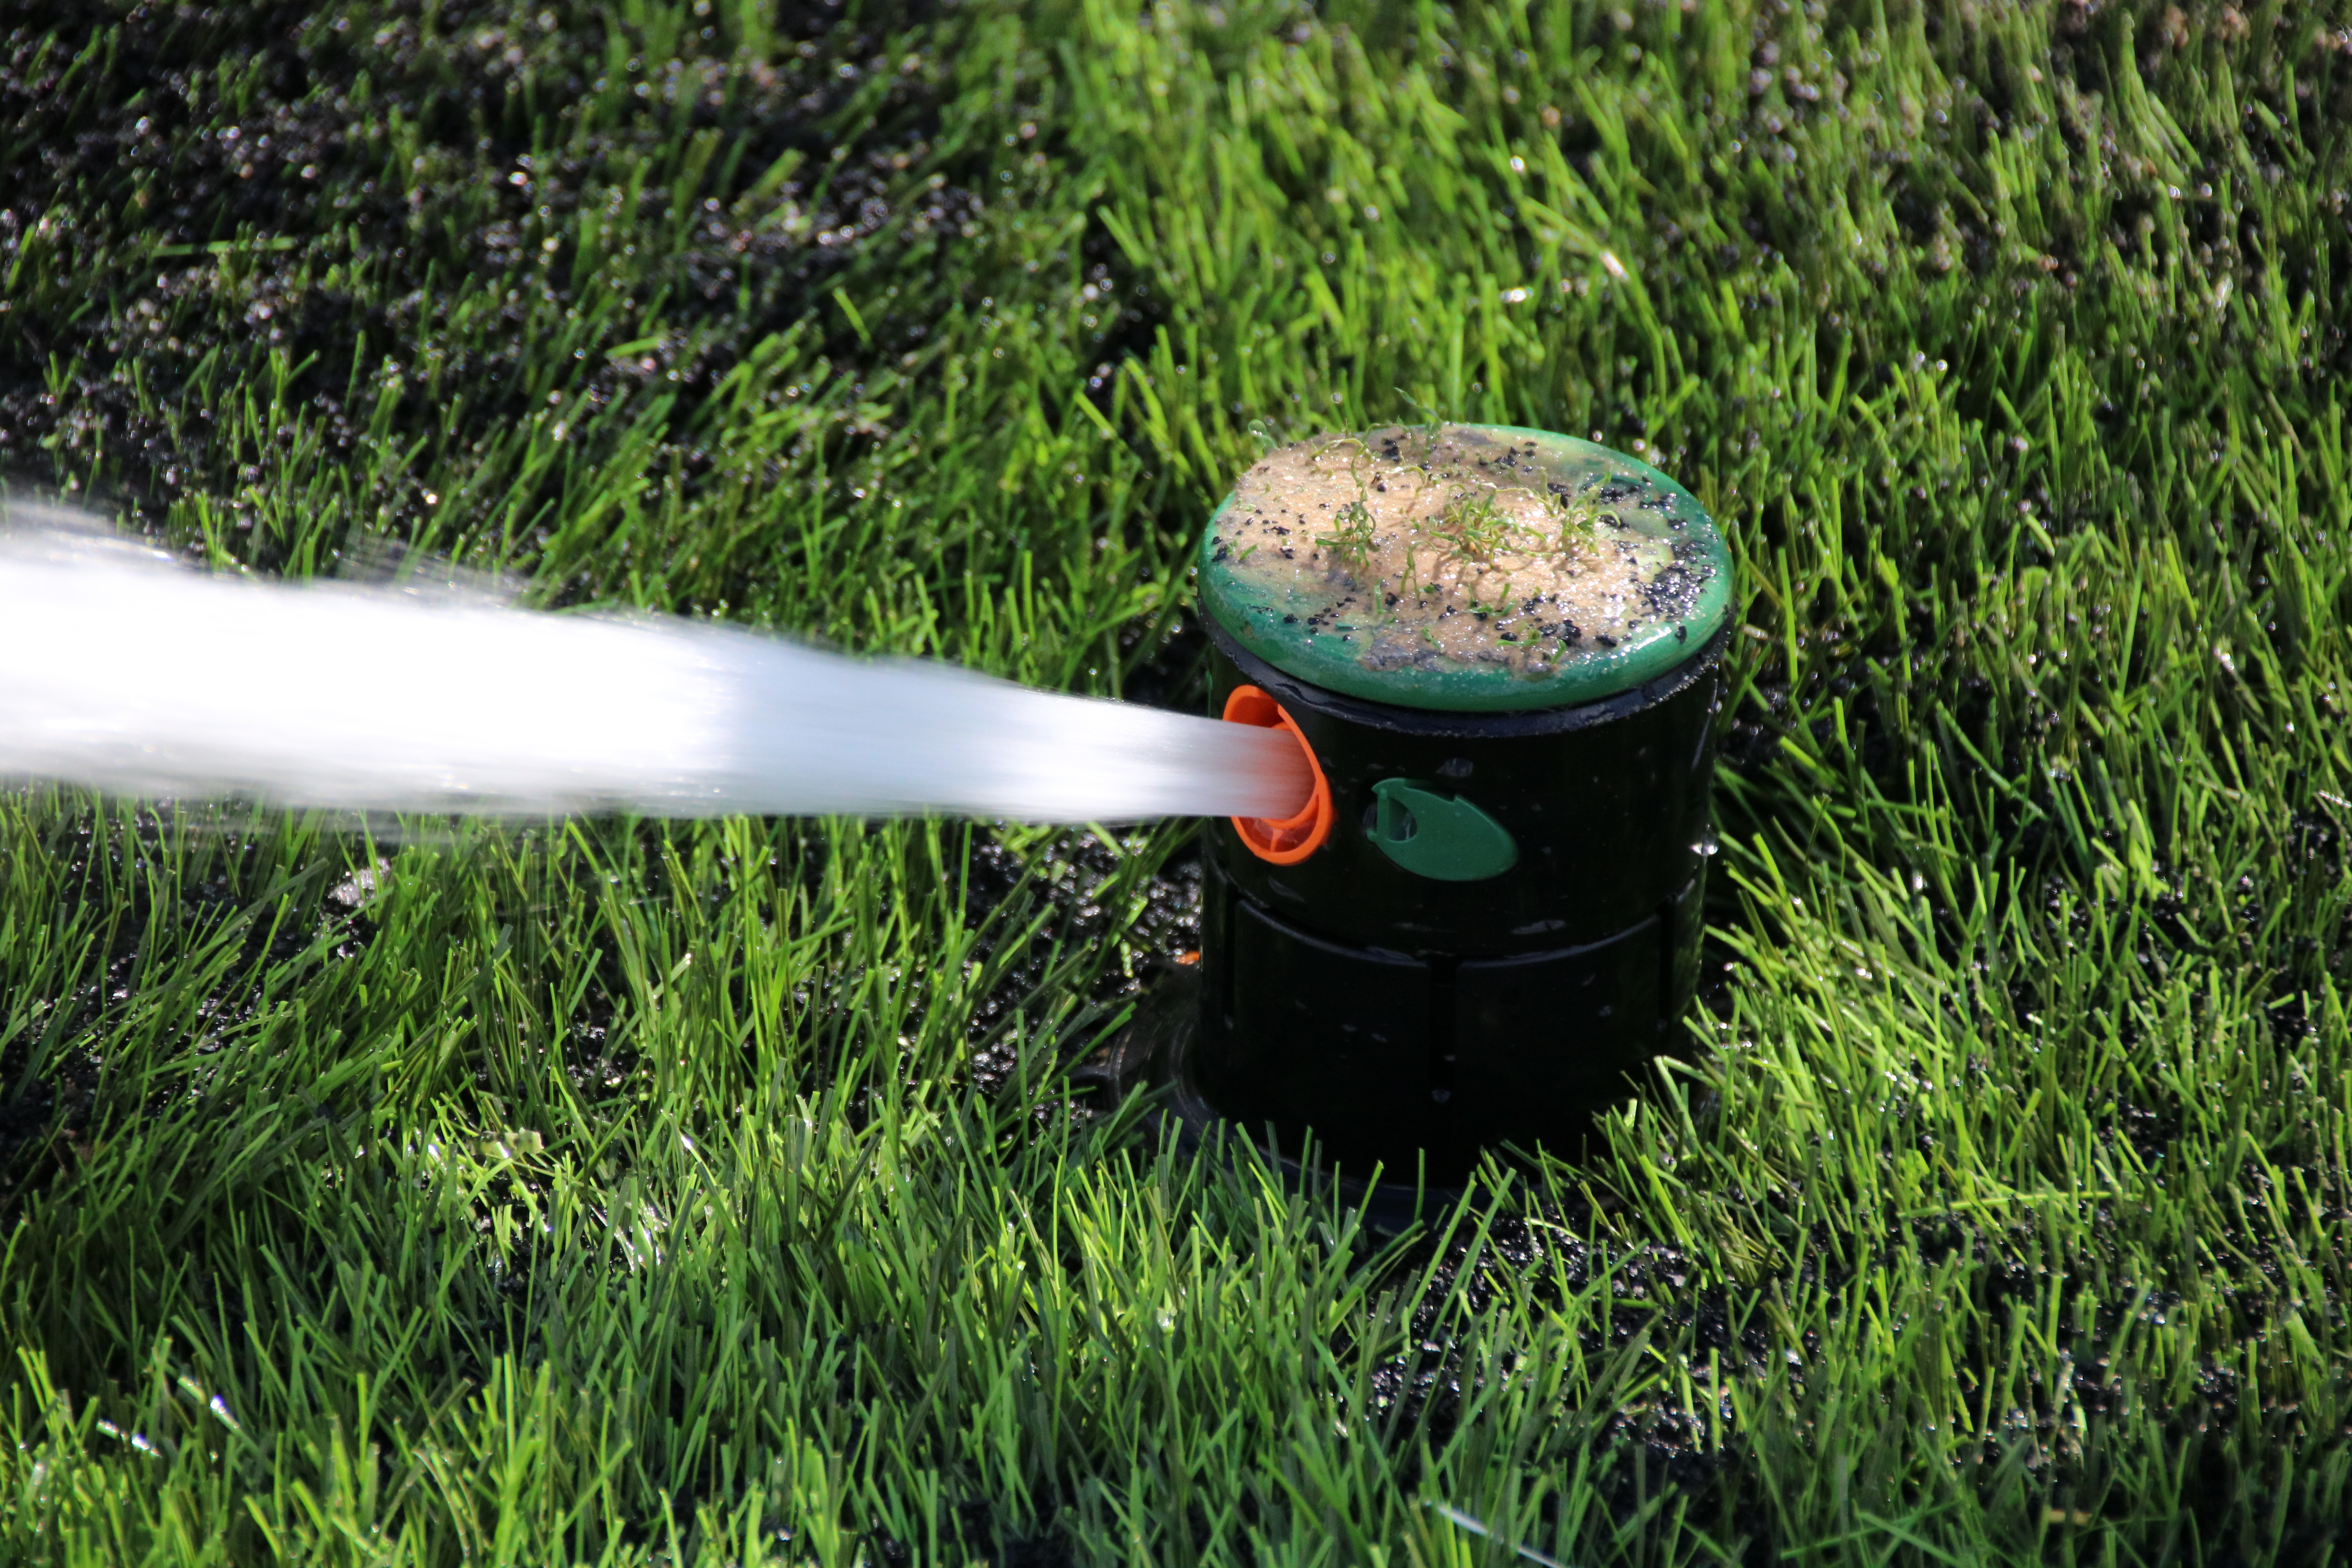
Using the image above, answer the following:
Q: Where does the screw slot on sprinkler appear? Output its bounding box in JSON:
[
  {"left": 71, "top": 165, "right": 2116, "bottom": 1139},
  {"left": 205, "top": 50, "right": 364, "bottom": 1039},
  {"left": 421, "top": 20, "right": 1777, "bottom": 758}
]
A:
[{"left": 1145, "top": 421, "right": 1734, "bottom": 1198}]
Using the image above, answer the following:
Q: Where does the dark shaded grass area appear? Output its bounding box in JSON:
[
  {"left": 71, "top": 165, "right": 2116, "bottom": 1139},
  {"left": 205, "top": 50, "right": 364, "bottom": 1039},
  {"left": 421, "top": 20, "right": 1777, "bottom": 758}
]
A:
[
  {"left": 4, "top": 0, "right": 2352, "bottom": 1563},
  {"left": 2, "top": 0, "right": 988, "bottom": 574}
]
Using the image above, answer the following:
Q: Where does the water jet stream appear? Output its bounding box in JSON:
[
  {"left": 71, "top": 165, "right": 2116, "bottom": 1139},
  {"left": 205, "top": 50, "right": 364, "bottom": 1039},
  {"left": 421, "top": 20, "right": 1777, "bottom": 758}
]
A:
[{"left": 0, "top": 513, "right": 1311, "bottom": 825}]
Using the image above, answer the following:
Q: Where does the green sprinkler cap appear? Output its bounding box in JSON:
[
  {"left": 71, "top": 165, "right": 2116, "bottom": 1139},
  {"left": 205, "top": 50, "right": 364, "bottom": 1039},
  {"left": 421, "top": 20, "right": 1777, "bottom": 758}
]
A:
[{"left": 1198, "top": 423, "right": 1732, "bottom": 712}]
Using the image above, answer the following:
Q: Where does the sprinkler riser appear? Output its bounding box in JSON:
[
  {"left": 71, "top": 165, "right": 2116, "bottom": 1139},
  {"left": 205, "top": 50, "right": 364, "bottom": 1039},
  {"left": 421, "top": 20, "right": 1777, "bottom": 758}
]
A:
[{"left": 1193, "top": 617, "right": 1724, "bottom": 1180}]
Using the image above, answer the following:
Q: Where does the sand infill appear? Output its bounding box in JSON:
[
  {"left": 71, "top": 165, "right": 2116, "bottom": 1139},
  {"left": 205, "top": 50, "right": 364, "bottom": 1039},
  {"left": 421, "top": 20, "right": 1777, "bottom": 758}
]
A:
[{"left": 1205, "top": 425, "right": 1706, "bottom": 681}]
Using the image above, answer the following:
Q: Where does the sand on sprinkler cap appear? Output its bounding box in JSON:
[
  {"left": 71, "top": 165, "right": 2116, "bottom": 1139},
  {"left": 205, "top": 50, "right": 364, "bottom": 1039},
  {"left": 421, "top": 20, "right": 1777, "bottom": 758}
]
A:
[{"left": 1198, "top": 423, "right": 1732, "bottom": 712}]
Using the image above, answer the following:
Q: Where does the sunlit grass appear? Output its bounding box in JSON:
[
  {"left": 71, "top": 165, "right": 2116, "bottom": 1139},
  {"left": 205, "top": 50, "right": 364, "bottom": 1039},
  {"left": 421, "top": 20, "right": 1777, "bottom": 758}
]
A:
[{"left": 2, "top": 0, "right": 2349, "bottom": 1562}]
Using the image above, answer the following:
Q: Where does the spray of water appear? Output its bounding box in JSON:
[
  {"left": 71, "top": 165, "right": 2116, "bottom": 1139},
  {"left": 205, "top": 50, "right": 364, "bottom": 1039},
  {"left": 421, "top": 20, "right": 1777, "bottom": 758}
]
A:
[{"left": 0, "top": 509, "right": 1312, "bottom": 824}]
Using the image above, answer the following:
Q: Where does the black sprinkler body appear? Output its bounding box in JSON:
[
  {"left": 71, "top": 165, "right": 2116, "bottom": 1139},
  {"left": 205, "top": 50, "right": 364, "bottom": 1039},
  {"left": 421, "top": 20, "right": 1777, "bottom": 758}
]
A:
[{"left": 1162, "top": 423, "right": 1732, "bottom": 1185}]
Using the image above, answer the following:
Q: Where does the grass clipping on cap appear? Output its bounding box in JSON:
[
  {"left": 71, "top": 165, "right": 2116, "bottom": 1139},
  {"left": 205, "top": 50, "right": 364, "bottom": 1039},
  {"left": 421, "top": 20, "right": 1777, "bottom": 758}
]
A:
[{"left": 1216, "top": 424, "right": 1680, "bottom": 675}]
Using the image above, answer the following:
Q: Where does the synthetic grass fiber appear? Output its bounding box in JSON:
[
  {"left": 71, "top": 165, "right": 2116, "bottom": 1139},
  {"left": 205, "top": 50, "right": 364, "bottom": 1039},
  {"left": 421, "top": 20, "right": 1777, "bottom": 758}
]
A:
[{"left": 4, "top": 0, "right": 2351, "bottom": 1563}]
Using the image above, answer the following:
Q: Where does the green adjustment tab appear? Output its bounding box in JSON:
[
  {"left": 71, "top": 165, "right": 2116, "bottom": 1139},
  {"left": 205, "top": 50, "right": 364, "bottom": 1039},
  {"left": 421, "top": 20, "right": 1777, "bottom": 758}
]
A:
[{"left": 1370, "top": 779, "right": 1518, "bottom": 882}]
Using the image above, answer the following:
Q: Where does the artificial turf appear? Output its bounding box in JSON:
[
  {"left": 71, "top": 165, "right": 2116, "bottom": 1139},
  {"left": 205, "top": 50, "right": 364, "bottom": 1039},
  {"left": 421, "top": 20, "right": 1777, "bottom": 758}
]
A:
[{"left": 3, "top": 0, "right": 2350, "bottom": 1561}]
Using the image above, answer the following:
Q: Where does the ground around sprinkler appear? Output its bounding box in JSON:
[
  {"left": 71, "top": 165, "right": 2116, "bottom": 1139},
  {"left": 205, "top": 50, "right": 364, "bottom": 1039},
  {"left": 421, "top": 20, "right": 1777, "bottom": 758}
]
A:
[{"left": 2, "top": 2, "right": 2350, "bottom": 1565}]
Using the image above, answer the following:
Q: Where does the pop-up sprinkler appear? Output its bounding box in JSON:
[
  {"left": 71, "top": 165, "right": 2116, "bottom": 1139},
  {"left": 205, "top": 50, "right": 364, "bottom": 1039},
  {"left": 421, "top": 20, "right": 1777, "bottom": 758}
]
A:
[
  {"left": 1149, "top": 422, "right": 1733, "bottom": 1188},
  {"left": 7, "top": 464, "right": 1720, "bottom": 1202}
]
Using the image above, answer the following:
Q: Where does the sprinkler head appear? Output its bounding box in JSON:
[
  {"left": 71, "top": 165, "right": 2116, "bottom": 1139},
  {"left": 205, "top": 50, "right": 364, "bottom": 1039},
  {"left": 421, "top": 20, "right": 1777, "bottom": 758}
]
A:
[{"left": 1165, "top": 422, "right": 1732, "bottom": 1189}]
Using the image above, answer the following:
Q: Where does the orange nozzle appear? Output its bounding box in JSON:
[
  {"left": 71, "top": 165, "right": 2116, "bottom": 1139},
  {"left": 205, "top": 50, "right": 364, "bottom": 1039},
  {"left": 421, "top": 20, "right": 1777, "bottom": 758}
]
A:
[{"left": 1221, "top": 684, "right": 1333, "bottom": 865}]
